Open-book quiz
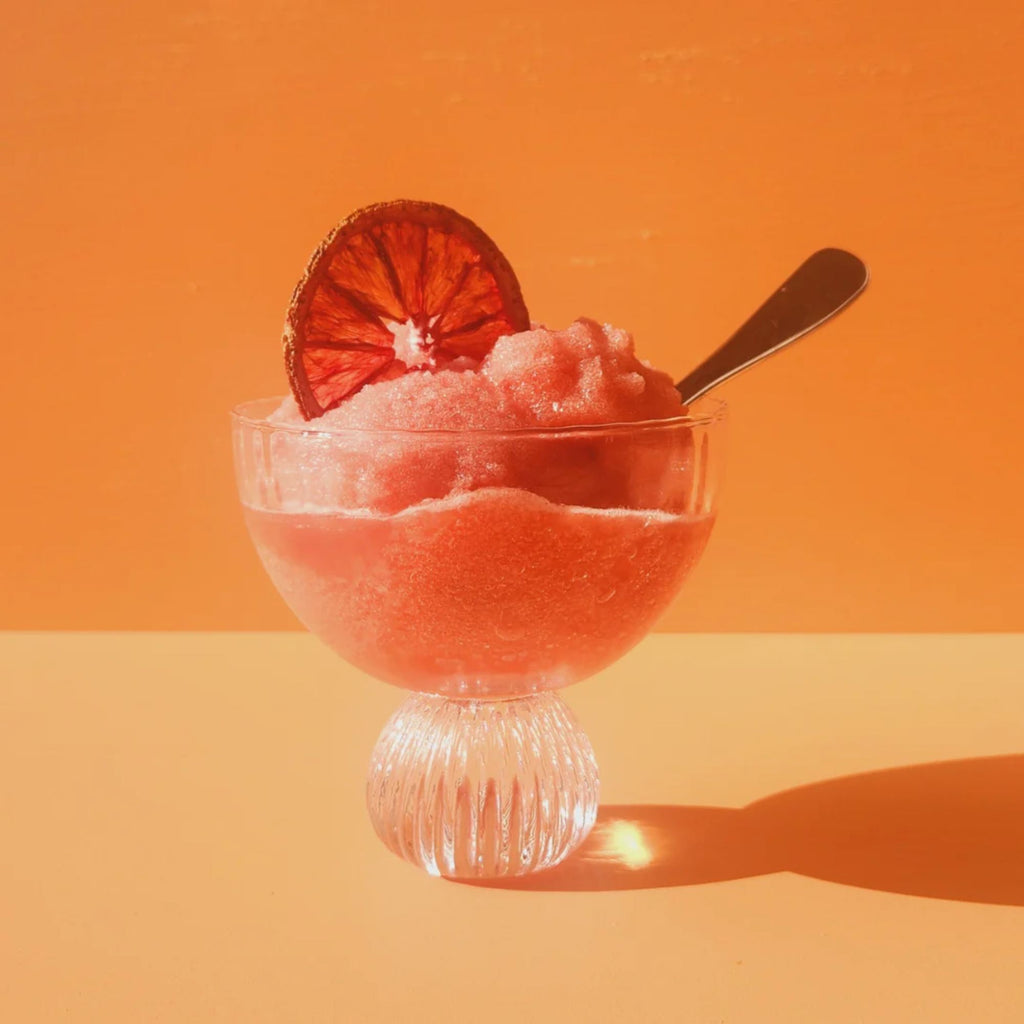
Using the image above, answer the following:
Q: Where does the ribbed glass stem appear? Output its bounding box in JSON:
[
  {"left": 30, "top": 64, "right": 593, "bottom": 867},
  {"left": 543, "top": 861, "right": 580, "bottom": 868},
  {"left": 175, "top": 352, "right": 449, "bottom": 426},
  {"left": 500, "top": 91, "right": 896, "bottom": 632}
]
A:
[{"left": 366, "top": 692, "right": 599, "bottom": 878}]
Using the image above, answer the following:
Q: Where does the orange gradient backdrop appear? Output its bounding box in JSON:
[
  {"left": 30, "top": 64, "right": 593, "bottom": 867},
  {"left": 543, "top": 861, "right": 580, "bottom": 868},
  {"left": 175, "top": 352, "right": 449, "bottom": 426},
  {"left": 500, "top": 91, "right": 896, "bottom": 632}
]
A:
[{"left": 2, "top": 0, "right": 1022, "bottom": 631}]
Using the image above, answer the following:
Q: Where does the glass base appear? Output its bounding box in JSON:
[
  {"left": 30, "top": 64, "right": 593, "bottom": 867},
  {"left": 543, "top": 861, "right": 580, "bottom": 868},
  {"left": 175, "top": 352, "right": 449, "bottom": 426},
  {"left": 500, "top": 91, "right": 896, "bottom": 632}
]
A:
[{"left": 366, "top": 692, "right": 599, "bottom": 878}]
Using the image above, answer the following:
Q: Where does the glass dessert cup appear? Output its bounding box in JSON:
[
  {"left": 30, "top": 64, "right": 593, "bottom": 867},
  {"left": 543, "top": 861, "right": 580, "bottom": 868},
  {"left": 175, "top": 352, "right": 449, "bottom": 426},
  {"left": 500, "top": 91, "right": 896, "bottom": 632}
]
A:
[{"left": 232, "top": 398, "right": 725, "bottom": 878}]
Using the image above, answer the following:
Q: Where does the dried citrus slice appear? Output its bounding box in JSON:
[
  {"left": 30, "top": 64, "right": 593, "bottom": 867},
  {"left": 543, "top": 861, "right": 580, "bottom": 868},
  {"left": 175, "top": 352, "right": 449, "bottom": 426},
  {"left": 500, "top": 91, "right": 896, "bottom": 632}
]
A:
[{"left": 284, "top": 200, "right": 530, "bottom": 419}]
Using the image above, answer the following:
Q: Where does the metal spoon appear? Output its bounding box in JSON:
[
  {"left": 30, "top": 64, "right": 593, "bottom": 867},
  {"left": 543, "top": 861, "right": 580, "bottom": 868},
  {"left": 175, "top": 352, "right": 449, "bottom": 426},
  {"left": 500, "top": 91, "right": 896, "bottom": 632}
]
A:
[{"left": 676, "top": 248, "right": 869, "bottom": 404}]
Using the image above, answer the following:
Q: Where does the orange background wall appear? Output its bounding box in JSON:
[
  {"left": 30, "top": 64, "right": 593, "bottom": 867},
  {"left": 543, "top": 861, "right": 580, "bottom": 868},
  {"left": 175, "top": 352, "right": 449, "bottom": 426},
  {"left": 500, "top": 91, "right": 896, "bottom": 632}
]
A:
[{"left": 2, "top": 0, "right": 1022, "bottom": 631}]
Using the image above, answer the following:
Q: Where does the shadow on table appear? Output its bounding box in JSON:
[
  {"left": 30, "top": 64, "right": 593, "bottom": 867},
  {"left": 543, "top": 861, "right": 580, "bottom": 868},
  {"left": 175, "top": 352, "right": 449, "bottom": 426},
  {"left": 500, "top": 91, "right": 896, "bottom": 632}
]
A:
[{"left": 464, "top": 754, "right": 1024, "bottom": 905}]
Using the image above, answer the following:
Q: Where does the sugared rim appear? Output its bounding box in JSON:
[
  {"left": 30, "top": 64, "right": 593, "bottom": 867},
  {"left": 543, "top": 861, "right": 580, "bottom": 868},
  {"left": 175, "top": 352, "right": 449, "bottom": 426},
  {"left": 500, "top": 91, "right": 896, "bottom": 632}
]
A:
[{"left": 230, "top": 395, "right": 727, "bottom": 439}]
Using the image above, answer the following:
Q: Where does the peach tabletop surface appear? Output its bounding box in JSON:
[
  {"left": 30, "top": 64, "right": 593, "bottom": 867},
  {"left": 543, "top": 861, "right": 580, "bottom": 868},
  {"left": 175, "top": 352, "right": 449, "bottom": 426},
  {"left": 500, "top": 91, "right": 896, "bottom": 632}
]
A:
[{"left": 3, "top": 632, "right": 1021, "bottom": 1022}]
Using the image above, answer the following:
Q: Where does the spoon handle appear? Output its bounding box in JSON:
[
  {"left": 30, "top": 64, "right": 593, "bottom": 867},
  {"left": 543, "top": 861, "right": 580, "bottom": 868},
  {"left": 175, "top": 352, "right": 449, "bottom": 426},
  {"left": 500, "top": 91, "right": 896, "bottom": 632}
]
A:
[{"left": 676, "top": 248, "right": 869, "bottom": 405}]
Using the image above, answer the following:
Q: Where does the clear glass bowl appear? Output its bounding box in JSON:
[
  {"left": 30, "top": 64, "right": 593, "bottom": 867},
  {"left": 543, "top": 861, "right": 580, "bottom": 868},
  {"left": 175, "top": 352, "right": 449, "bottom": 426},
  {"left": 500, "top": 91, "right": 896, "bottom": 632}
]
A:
[{"left": 232, "top": 397, "right": 725, "bottom": 877}]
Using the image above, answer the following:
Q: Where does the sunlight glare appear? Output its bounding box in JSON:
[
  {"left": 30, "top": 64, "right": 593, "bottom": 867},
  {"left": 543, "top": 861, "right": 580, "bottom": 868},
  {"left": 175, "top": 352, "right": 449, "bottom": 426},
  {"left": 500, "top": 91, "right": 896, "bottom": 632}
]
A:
[{"left": 600, "top": 819, "right": 653, "bottom": 869}]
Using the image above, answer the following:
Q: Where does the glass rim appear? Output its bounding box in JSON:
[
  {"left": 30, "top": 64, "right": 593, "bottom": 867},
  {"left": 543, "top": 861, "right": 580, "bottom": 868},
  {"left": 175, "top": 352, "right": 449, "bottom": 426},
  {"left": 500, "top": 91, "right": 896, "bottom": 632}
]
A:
[{"left": 230, "top": 395, "right": 727, "bottom": 440}]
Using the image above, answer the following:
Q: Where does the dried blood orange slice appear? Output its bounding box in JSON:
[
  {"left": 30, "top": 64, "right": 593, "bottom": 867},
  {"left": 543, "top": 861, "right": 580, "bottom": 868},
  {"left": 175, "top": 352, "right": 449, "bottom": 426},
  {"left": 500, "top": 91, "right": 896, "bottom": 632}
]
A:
[{"left": 284, "top": 200, "right": 530, "bottom": 419}]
